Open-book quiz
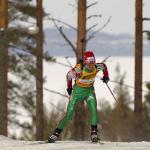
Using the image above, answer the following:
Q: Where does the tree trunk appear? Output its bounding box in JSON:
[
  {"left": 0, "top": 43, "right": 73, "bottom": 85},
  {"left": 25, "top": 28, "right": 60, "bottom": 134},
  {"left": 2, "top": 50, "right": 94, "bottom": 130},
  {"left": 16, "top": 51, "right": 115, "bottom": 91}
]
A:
[
  {"left": 73, "top": 0, "right": 86, "bottom": 140},
  {"left": 0, "top": 0, "right": 8, "bottom": 136},
  {"left": 134, "top": 0, "right": 143, "bottom": 140},
  {"left": 36, "top": 0, "right": 44, "bottom": 140},
  {"left": 76, "top": 0, "right": 86, "bottom": 62}
]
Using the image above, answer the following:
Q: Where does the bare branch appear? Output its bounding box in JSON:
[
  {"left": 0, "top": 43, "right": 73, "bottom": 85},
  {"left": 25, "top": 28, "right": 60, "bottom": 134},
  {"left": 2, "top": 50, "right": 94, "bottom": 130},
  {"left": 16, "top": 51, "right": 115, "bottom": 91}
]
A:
[
  {"left": 87, "top": 23, "right": 98, "bottom": 32},
  {"left": 87, "top": 29, "right": 98, "bottom": 41},
  {"left": 87, "top": 16, "right": 111, "bottom": 42},
  {"left": 101, "top": 56, "right": 111, "bottom": 63},
  {"left": 143, "top": 30, "right": 150, "bottom": 33},
  {"left": 59, "top": 27, "right": 77, "bottom": 55},
  {"left": 109, "top": 80, "right": 148, "bottom": 93},
  {"left": 55, "top": 60, "right": 71, "bottom": 68},
  {"left": 65, "top": 56, "right": 73, "bottom": 68},
  {"left": 87, "top": 14, "right": 101, "bottom": 20},
  {"left": 86, "top": 35, "right": 94, "bottom": 41},
  {"left": 143, "top": 18, "right": 150, "bottom": 21},
  {"left": 50, "top": 17, "right": 77, "bottom": 55},
  {"left": 87, "top": 1, "right": 98, "bottom": 9},
  {"left": 44, "top": 88, "right": 69, "bottom": 99},
  {"left": 46, "top": 15, "right": 77, "bottom": 31}
]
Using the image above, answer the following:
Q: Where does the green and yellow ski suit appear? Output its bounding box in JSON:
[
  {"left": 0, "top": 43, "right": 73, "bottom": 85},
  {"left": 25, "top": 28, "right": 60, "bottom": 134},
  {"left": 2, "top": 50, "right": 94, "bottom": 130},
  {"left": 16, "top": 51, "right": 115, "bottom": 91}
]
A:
[{"left": 57, "top": 63, "right": 109, "bottom": 129}]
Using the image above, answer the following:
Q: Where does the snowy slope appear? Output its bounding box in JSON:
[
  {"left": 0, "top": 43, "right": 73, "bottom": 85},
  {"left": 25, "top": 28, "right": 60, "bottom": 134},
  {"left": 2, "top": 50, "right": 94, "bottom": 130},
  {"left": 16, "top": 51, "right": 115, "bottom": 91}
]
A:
[{"left": 0, "top": 136, "right": 150, "bottom": 150}]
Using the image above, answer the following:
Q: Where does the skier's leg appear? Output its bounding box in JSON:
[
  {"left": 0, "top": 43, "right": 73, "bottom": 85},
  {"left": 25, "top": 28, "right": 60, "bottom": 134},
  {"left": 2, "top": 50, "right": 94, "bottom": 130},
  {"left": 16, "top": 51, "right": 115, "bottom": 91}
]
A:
[
  {"left": 86, "top": 92, "right": 98, "bottom": 125},
  {"left": 57, "top": 98, "right": 78, "bottom": 129},
  {"left": 90, "top": 125, "right": 100, "bottom": 143},
  {"left": 47, "top": 97, "right": 78, "bottom": 143},
  {"left": 47, "top": 128, "right": 63, "bottom": 143},
  {"left": 86, "top": 92, "right": 100, "bottom": 142}
]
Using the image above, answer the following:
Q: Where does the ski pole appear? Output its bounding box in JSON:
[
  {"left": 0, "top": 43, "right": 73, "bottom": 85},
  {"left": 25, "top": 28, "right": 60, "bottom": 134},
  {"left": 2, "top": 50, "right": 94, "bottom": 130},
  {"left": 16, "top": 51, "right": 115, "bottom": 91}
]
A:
[{"left": 105, "top": 83, "right": 127, "bottom": 118}]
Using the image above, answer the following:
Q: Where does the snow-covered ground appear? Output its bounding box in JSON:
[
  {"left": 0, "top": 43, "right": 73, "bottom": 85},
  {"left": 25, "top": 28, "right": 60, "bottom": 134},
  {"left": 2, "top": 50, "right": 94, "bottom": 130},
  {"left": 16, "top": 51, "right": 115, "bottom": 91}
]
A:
[{"left": 0, "top": 136, "right": 150, "bottom": 150}]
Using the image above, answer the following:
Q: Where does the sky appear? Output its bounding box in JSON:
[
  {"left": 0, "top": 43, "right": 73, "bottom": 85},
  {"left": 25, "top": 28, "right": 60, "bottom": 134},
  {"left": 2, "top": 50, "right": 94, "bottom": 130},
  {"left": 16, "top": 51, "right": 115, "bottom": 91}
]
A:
[{"left": 42, "top": 0, "right": 150, "bottom": 35}]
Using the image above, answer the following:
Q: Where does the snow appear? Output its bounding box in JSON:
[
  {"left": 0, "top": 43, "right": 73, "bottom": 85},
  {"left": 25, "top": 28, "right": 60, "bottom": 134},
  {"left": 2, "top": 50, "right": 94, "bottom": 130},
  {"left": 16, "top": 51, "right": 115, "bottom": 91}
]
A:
[
  {"left": 43, "top": 56, "right": 150, "bottom": 109},
  {"left": 0, "top": 136, "right": 150, "bottom": 150}
]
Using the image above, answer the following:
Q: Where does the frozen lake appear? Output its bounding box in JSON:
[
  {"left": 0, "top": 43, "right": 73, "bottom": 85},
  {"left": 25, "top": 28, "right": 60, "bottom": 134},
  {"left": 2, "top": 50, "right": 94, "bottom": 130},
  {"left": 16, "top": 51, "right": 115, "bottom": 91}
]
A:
[{"left": 43, "top": 56, "right": 150, "bottom": 109}]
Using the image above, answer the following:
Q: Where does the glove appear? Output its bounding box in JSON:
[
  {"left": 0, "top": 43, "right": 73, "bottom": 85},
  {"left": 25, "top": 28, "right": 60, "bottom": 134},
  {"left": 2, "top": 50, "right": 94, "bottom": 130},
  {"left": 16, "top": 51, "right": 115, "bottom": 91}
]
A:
[
  {"left": 67, "top": 88, "right": 72, "bottom": 96},
  {"left": 102, "top": 76, "right": 109, "bottom": 84}
]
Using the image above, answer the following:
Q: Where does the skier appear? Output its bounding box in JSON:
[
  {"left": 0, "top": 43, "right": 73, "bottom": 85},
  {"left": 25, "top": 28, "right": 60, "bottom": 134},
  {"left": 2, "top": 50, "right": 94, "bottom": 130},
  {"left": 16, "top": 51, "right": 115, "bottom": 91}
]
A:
[{"left": 47, "top": 51, "right": 109, "bottom": 143}]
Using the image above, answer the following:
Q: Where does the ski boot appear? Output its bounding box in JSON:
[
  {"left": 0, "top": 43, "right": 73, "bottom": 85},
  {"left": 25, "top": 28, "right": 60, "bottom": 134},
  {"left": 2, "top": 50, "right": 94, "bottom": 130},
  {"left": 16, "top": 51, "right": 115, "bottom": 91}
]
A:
[
  {"left": 91, "top": 125, "right": 100, "bottom": 143},
  {"left": 47, "top": 128, "right": 62, "bottom": 143}
]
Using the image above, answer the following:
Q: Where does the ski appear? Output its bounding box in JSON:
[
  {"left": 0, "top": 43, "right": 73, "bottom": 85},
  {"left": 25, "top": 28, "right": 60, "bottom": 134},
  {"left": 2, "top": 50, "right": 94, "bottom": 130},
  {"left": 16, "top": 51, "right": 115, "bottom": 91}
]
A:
[{"left": 91, "top": 140, "right": 104, "bottom": 145}]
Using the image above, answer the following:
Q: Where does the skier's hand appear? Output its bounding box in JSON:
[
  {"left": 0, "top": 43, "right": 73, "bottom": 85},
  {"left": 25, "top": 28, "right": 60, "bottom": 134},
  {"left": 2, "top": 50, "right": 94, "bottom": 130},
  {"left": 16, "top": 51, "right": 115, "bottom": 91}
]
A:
[
  {"left": 67, "top": 88, "right": 72, "bottom": 96},
  {"left": 102, "top": 76, "right": 109, "bottom": 84}
]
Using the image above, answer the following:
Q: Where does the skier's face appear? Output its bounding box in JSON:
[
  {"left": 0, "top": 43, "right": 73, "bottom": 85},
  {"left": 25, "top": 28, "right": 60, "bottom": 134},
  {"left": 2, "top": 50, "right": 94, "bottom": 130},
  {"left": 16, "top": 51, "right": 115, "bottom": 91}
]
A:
[{"left": 85, "top": 63, "right": 95, "bottom": 70}]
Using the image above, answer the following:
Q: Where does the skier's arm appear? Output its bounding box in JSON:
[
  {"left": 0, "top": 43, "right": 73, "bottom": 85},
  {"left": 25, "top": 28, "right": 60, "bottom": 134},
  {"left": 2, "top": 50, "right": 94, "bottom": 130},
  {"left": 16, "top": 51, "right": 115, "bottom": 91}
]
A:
[
  {"left": 66, "top": 64, "right": 82, "bottom": 95},
  {"left": 66, "top": 70, "right": 73, "bottom": 89},
  {"left": 96, "top": 63, "right": 109, "bottom": 83}
]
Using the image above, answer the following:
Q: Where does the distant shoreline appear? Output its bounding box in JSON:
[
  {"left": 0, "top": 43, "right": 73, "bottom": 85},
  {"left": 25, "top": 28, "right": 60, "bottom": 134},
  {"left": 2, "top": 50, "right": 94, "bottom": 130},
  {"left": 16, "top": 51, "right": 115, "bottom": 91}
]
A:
[{"left": 44, "top": 28, "right": 150, "bottom": 57}]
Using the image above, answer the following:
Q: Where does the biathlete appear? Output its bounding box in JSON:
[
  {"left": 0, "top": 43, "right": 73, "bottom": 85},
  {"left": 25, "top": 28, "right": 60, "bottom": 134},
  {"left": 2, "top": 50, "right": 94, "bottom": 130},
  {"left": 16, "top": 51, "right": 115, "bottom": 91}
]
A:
[{"left": 47, "top": 51, "right": 109, "bottom": 143}]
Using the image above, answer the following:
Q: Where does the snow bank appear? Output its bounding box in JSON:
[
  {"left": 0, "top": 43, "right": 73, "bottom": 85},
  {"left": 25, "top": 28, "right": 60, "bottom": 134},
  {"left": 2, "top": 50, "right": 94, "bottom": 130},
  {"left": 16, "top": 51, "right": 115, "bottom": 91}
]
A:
[
  {"left": 0, "top": 137, "right": 150, "bottom": 150},
  {"left": 0, "top": 135, "right": 12, "bottom": 141}
]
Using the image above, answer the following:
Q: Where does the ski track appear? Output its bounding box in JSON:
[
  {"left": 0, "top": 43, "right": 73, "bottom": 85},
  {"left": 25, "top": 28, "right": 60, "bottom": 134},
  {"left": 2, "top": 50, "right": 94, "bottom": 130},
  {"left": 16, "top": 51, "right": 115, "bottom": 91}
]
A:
[{"left": 0, "top": 138, "right": 150, "bottom": 150}]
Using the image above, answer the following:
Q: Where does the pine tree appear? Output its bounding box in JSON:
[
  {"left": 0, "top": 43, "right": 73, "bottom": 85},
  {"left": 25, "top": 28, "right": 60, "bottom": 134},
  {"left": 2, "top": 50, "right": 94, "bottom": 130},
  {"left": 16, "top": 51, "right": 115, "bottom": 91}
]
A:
[
  {"left": 7, "top": 1, "right": 54, "bottom": 139},
  {"left": 95, "top": 64, "right": 133, "bottom": 141},
  {"left": 0, "top": 0, "right": 8, "bottom": 136},
  {"left": 143, "top": 83, "right": 150, "bottom": 140},
  {"left": 73, "top": 0, "right": 87, "bottom": 140},
  {"left": 134, "top": 0, "right": 143, "bottom": 140},
  {"left": 35, "top": 0, "right": 44, "bottom": 140},
  {"left": 109, "top": 64, "right": 132, "bottom": 141}
]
